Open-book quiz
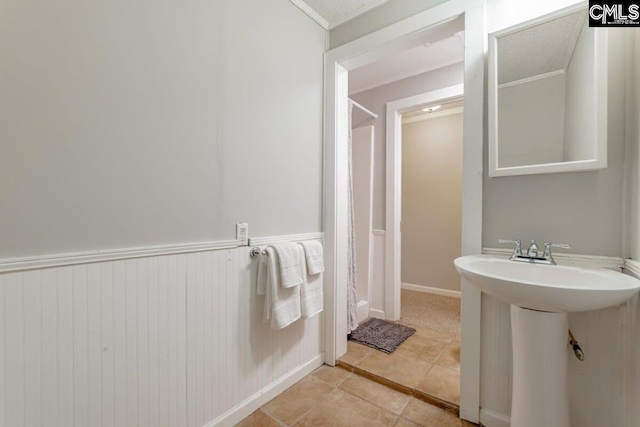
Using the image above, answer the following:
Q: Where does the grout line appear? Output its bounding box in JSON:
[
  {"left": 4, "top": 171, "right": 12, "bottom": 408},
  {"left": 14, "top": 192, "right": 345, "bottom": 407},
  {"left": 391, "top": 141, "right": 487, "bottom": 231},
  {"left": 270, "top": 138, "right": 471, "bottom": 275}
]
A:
[
  {"left": 337, "top": 372, "right": 410, "bottom": 418},
  {"left": 260, "top": 376, "right": 339, "bottom": 427},
  {"left": 256, "top": 409, "right": 288, "bottom": 427},
  {"left": 337, "top": 358, "right": 460, "bottom": 415}
]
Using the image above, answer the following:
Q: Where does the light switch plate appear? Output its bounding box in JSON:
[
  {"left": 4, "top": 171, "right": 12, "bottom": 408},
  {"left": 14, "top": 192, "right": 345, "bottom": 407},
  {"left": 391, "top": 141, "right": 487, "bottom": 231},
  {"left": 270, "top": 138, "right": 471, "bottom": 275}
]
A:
[{"left": 236, "top": 223, "right": 249, "bottom": 246}]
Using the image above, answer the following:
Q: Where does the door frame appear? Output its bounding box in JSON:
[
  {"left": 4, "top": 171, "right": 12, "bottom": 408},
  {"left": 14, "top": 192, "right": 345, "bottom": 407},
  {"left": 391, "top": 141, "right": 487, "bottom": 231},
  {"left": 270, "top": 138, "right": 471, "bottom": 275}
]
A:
[
  {"left": 385, "top": 85, "right": 465, "bottom": 321},
  {"left": 323, "top": 0, "right": 485, "bottom": 423}
]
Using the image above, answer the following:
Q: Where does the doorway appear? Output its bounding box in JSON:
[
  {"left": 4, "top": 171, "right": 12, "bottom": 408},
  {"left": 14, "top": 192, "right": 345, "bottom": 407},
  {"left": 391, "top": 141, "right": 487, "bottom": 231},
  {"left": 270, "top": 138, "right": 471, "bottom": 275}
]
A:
[{"left": 323, "top": 0, "right": 484, "bottom": 423}]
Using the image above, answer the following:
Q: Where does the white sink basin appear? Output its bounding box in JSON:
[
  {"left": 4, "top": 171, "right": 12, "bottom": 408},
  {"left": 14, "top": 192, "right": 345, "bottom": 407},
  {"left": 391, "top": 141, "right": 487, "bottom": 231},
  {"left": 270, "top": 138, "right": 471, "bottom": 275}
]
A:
[{"left": 454, "top": 255, "right": 640, "bottom": 312}]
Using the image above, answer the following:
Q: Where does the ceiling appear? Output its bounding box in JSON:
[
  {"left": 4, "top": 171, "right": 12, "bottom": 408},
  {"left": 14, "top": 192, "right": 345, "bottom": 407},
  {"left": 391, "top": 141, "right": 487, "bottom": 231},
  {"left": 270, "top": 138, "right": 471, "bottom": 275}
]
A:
[
  {"left": 292, "top": 0, "right": 392, "bottom": 29},
  {"left": 497, "top": 10, "right": 587, "bottom": 85},
  {"left": 348, "top": 30, "right": 465, "bottom": 95}
]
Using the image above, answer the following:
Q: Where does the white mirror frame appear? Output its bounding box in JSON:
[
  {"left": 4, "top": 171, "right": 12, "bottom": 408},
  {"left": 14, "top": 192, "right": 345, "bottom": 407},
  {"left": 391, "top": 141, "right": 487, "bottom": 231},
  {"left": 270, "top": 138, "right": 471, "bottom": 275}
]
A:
[{"left": 488, "top": 3, "right": 608, "bottom": 177}]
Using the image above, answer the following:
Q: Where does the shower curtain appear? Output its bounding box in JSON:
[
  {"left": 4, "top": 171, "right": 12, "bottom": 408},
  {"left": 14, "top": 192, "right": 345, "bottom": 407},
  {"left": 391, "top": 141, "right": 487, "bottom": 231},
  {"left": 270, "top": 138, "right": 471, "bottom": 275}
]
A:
[{"left": 347, "top": 103, "right": 359, "bottom": 333}]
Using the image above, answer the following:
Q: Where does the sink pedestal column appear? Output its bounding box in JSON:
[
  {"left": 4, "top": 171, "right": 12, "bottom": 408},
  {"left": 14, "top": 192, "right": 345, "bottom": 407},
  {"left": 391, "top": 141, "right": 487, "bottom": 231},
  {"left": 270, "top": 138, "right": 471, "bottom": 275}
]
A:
[{"left": 510, "top": 305, "right": 570, "bottom": 427}]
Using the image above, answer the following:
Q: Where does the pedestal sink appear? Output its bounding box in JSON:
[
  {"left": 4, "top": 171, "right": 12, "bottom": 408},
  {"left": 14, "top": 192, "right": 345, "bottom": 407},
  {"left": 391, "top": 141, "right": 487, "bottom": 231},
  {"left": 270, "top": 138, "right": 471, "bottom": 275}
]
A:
[{"left": 454, "top": 255, "right": 640, "bottom": 427}]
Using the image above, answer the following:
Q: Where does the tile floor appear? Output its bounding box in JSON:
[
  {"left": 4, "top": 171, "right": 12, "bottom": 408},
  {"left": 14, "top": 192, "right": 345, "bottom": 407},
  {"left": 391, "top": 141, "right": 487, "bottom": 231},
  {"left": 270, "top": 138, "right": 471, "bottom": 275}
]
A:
[
  {"left": 339, "top": 324, "right": 461, "bottom": 408},
  {"left": 235, "top": 365, "right": 474, "bottom": 427},
  {"left": 236, "top": 291, "right": 463, "bottom": 426}
]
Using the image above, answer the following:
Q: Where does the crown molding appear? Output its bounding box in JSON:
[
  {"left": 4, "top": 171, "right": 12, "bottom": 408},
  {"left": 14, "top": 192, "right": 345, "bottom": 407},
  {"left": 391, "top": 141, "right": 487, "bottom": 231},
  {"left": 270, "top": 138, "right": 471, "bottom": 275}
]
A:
[
  {"left": 289, "top": 0, "right": 395, "bottom": 31},
  {"left": 328, "top": 0, "right": 393, "bottom": 29},
  {"left": 289, "top": 0, "right": 329, "bottom": 30},
  {"left": 403, "top": 106, "right": 464, "bottom": 124}
]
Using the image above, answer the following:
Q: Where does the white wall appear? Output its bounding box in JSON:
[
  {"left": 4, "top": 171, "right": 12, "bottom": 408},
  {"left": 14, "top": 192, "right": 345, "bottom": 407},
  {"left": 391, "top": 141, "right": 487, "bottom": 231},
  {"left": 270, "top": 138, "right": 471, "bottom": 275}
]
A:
[
  {"left": 563, "top": 22, "right": 596, "bottom": 162},
  {"left": 401, "top": 113, "right": 463, "bottom": 292},
  {"left": 351, "top": 63, "right": 465, "bottom": 230},
  {"left": 0, "top": 0, "right": 325, "bottom": 259},
  {"left": 497, "top": 75, "right": 566, "bottom": 168}
]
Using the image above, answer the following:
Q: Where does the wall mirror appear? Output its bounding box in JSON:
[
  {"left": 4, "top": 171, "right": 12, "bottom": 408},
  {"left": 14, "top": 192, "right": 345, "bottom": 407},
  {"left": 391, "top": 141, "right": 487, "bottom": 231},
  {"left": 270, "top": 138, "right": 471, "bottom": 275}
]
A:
[{"left": 488, "top": 4, "right": 608, "bottom": 177}]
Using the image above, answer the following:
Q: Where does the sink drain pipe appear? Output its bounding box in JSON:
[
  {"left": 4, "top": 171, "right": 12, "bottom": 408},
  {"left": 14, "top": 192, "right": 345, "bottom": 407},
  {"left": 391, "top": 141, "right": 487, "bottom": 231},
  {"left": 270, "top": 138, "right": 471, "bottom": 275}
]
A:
[{"left": 569, "top": 330, "right": 585, "bottom": 361}]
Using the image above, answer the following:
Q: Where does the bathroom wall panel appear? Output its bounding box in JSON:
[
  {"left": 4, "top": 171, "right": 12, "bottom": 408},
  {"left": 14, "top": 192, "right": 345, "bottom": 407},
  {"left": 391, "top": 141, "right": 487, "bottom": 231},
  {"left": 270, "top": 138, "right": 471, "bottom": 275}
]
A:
[
  {"left": 0, "top": 0, "right": 325, "bottom": 259},
  {"left": 401, "top": 114, "right": 464, "bottom": 292},
  {"left": 0, "top": 244, "right": 323, "bottom": 427},
  {"left": 350, "top": 64, "right": 465, "bottom": 230},
  {"left": 623, "top": 29, "right": 640, "bottom": 427}
]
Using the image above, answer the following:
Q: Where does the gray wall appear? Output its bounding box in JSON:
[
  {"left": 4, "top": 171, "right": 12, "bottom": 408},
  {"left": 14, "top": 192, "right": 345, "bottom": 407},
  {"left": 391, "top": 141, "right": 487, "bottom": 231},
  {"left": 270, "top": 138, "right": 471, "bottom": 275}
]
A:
[
  {"left": 0, "top": 0, "right": 325, "bottom": 258},
  {"left": 625, "top": 27, "right": 640, "bottom": 261},
  {"left": 401, "top": 113, "right": 463, "bottom": 291},
  {"left": 351, "top": 63, "right": 464, "bottom": 230},
  {"left": 483, "top": 29, "right": 627, "bottom": 257},
  {"left": 329, "top": 0, "right": 448, "bottom": 49}
]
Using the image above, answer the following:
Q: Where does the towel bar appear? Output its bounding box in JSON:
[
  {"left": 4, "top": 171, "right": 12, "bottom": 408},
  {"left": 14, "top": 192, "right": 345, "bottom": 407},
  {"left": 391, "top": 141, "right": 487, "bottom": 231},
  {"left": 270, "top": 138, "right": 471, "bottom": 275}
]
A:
[{"left": 250, "top": 247, "right": 268, "bottom": 258}]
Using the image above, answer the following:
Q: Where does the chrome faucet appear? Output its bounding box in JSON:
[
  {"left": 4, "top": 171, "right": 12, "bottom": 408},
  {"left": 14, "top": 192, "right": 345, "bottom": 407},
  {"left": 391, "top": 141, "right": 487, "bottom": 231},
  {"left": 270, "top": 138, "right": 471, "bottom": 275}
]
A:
[{"left": 499, "top": 239, "right": 571, "bottom": 265}]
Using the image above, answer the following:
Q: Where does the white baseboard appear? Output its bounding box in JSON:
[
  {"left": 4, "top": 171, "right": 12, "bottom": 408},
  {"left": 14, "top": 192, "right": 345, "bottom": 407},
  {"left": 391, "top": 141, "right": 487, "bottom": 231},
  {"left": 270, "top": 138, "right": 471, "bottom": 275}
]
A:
[
  {"left": 480, "top": 409, "right": 511, "bottom": 427},
  {"left": 368, "top": 308, "right": 386, "bottom": 319},
  {"left": 357, "top": 300, "right": 370, "bottom": 323},
  {"left": 206, "top": 354, "right": 324, "bottom": 426},
  {"left": 401, "top": 283, "right": 461, "bottom": 299}
]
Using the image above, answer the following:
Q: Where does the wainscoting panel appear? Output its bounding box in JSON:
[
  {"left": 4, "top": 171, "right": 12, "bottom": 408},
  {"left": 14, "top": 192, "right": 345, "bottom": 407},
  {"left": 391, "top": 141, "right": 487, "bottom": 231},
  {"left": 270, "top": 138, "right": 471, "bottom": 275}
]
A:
[{"left": 0, "top": 241, "right": 323, "bottom": 427}]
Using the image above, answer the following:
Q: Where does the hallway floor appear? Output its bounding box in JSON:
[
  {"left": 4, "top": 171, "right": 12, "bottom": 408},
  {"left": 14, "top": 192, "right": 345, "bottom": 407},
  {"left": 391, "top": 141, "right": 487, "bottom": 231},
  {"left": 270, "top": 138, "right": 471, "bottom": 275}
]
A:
[
  {"left": 235, "top": 365, "right": 474, "bottom": 427},
  {"left": 338, "top": 290, "right": 461, "bottom": 410},
  {"left": 400, "top": 290, "right": 461, "bottom": 335}
]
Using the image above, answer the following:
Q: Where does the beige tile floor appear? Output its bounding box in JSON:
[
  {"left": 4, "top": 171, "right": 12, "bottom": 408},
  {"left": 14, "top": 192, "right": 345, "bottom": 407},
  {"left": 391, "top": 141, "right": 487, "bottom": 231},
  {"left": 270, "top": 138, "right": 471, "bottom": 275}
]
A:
[
  {"left": 338, "top": 324, "right": 461, "bottom": 408},
  {"left": 235, "top": 365, "right": 475, "bottom": 427}
]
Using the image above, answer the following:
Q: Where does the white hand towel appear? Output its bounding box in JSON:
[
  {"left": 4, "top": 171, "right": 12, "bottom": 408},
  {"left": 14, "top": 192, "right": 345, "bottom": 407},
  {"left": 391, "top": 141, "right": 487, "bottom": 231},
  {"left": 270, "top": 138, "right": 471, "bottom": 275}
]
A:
[
  {"left": 267, "top": 247, "right": 301, "bottom": 329},
  {"left": 256, "top": 252, "right": 270, "bottom": 322},
  {"left": 272, "top": 243, "right": 303, "bottom": 288},
  {"left": 299, "top": 240, "right": 325, "bottom": 275},
  {"left": 298, "top": 245, "right": 323, "bottom": 318}
]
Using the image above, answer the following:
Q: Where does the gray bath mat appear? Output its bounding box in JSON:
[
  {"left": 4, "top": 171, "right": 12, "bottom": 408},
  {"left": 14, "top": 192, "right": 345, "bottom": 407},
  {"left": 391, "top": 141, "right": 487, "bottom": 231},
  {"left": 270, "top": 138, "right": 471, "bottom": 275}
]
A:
[{"left": 349, "top": 318, "right": 416, "bottom": 354}]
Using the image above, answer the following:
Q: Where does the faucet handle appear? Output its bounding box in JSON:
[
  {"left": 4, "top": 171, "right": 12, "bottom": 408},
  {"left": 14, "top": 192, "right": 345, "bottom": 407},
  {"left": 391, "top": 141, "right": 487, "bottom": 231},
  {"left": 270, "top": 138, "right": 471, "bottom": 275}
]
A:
[
  {"left": 499, "top": 239, "right": 522, "bottom": 256},
  {"left": 544, "top": 243, "right": 571, "bottom": 250},
  {"left": 543, "top": 242, "right": 571, "bottom": 259},
  {"left": 499, "top": 239, "right": 521, "bottom": 245}
]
